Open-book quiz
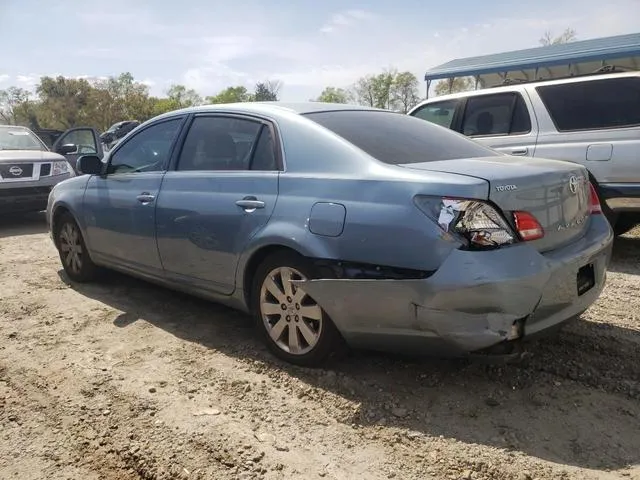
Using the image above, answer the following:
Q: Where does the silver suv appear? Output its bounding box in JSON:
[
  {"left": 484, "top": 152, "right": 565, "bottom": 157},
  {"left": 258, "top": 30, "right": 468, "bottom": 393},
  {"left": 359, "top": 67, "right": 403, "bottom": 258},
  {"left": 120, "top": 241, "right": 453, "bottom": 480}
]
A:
[
  {"left": 0, "top": 125, "right": 101, "bottom": 214},
  {"left": 408, "top": 71, "right": 640, "bottom": 235}
]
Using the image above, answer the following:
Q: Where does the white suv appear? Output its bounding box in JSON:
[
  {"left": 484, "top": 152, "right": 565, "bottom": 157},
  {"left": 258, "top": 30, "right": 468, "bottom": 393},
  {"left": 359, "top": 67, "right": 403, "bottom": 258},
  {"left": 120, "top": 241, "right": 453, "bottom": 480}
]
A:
[{"left": 408, "top": 71, "right": 640, "bottom": 235}]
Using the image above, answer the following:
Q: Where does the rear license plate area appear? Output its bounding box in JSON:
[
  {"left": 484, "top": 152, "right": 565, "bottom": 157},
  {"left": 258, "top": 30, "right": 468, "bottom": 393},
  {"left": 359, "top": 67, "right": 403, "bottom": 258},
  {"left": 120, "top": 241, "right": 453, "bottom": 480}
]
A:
[{"left": 577, "top": 263, "right": 595, "bottom": 296}]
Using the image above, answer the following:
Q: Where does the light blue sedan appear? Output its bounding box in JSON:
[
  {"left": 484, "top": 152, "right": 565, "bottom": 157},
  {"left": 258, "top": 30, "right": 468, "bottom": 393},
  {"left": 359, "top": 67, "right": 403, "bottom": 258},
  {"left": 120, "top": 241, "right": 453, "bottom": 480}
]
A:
[{"left": 46, "top": 102, "right": 613, "bottom": 366}]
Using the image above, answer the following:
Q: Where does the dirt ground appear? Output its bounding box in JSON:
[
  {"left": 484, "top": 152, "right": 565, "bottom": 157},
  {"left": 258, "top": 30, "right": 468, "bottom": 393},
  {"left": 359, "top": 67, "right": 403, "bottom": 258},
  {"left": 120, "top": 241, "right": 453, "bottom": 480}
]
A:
[{"left": 1, "top": 213, "right": 639, "bottom": 480}]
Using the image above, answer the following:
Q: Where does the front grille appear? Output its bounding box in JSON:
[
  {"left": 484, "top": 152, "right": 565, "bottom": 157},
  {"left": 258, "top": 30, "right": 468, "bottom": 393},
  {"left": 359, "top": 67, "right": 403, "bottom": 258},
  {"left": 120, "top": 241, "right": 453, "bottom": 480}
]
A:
[
  {"left": 0, "top": 163, "right": 34, "bottom": 179},
  {"left": 40, "top": 163, "right": 51, "bottom": 176},
  {"left": 0, "top": 186, "right": 51, "bottom": 198}
]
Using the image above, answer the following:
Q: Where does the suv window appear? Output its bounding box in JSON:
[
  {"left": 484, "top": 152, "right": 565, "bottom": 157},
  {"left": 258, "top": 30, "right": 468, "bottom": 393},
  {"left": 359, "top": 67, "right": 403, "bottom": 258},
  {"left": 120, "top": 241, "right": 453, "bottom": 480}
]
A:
[
  {"left": 460, "top": 92, "right": 531, "bottom": 136},
  {"left": 177, "top": 116, "right": 278, "bottom": 171},
  {"left": 58, "top": 129, "right": 98, "bottom": 154},
  {"left": 108, "top": 118, "right": 182, "bottom": 174},
  {"left": 411, "top": 99, "right": 460, "bottom": 128},
  {"left": 536, "top": 77, "right": 640, "bottom": 131},
  {"left": 304, "top": 110, "right": 499, "bottom": 165}
]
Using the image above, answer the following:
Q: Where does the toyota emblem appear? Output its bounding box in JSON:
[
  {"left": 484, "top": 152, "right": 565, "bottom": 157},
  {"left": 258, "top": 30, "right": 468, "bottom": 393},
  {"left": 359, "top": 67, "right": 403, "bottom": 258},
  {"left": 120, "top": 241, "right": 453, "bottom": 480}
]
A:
[
  {"left": 569, "top": 175, "right": 579, "bottom": 194},
  {"left": 8, "top": 166, "right": 23, "bottom": 176}
]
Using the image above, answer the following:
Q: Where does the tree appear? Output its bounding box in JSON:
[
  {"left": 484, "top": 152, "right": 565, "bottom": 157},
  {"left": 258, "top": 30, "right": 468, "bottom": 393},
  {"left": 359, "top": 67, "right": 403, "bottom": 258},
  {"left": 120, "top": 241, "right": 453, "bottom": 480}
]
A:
[
  {"left": 353, "top": 70, "right": 420, "bottom": 111},
  {"left": 253, "top": 80, "right": 282, "bottom": 101},
  {"left": 540, "top": 28, "right": 577, "bottom": 46},
  {"left": 166, "top": 84, "right": 203, "bottom": 108},
  {"left": 36, "top": 76, "right": 95, "bottom": 129},
  {"left": 353, "top": 70, "right": 396, "bottom": 109},
  {"left": 206, "top": 86, "right": 253, "bottom": 104},
  {"left": 433, "top": 77, "right": 475, "bottom": 97},
  {"left": 315, "top": 86, "right": 351, "bottom": 103},
  {"left": 0, "top": 87, "right": 35, "bottom": 125},
  {"left": 392, "top": 72, "right": 420, "bottom": 113}
]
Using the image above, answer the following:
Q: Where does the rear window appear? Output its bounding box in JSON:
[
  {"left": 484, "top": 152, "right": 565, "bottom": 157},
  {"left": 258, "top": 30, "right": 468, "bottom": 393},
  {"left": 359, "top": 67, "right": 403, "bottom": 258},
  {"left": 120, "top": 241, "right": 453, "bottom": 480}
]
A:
[
  {"left": 536, "top": 77, "right": 640, "bottom": 131},
  {"left": 303, "top": 110, "right": 499, "bottom": 164}
]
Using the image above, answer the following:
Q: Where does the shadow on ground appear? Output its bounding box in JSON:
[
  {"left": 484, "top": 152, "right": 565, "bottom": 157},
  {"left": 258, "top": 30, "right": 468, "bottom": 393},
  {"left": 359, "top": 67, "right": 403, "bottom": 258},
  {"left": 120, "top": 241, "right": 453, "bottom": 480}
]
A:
[
  {"left": 609, "top": 231, "right": 640, "bottom": 274},
  {"left": 0, "top": 212, "right": 48, "bottom": 239},
  {"left": 62, "top": 268, "right": 640, "bottom": 473}
]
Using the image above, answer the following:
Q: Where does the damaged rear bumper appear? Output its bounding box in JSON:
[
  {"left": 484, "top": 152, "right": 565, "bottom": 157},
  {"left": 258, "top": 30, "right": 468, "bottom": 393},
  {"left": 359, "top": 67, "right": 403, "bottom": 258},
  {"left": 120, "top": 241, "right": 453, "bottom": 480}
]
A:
[{"left": 294, "top": 217, "right": 613, "bottom": 356}]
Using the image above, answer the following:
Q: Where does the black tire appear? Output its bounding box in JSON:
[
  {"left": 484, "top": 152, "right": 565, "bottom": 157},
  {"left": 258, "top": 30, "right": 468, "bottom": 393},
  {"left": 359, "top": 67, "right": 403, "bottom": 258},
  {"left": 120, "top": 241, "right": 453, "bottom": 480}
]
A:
[
  {"left": 250, "top": 250, "right": 341, "bottom": 367},
  {"left": 55, "top": 213, "right": 99, "bottom": 283}
]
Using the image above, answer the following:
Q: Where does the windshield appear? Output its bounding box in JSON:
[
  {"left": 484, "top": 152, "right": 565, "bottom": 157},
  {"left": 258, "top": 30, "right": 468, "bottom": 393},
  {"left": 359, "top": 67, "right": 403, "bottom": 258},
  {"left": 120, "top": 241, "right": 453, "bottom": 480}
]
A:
[
  {"left": 0, "top": 127, "right": 46, "bottom": 151},
  {"left": 303, "top": 110, "right": 500, "bottom": 164}
]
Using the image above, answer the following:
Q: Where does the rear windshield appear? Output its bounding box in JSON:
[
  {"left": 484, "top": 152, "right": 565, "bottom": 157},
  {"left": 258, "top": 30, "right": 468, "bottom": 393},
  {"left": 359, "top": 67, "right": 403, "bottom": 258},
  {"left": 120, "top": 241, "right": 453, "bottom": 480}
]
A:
[{"left": 303, "top": 110, "right": 499, "bottom": 164}]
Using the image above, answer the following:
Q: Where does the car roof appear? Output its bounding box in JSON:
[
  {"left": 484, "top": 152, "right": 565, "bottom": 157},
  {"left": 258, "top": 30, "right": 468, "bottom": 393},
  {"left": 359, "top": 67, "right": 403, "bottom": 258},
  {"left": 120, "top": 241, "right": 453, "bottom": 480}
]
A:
[
  {"left": 413, "top": 71, "right": 640, "bottom": 106},
  {"left": 154, "top": 101, "right": 390, "bottom": 120}
]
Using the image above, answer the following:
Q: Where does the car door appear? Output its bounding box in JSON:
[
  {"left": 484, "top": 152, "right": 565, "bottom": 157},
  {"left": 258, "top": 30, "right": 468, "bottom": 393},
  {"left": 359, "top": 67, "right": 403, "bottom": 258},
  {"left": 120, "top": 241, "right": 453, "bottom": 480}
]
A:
[
  {"left": 82, "top": 117, "right": 186, "bottom": 276},
  {"left": 52, "top": 127, "right": 104, "bottom": 172},
  {"left": 456, "top": 92, "right": 539, "bottom": 157},
  {"left": 156, "top": 114, "right": 280, "bottom": 295}
]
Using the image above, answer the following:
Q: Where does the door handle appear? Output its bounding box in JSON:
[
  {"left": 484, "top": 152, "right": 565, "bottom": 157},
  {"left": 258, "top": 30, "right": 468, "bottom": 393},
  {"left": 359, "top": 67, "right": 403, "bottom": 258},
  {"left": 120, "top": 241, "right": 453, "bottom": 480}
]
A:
[
  {"left": 136, "top": 192, "right": 155, "bottom": 204},
  {"left": 235, "top": 196, "right": 265, "bottom": 211},
  {"left": 511, "top": 148, "right": 529, "bottom": 156}
]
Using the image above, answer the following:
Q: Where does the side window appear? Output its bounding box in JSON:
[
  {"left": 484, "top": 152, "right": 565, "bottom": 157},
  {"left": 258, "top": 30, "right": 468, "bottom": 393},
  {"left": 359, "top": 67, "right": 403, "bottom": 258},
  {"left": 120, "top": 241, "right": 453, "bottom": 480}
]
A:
[
  {"left": 177, "top": 116, "right": 278, "bottom": 171},
  {"left": 461, "top": 93, "right": 532, "bottom": 137},
  {"left": 108, "top": 118, "right": 182, "bottom": 174},
  {"left": 536, "top": 77, "right": 640, "bottom": 131},
  {"left": 411, "top": 100, "right": 459, "bottom": 129},
  {"left": 59, "top": 129, "right": 98, "bottom": 154}
]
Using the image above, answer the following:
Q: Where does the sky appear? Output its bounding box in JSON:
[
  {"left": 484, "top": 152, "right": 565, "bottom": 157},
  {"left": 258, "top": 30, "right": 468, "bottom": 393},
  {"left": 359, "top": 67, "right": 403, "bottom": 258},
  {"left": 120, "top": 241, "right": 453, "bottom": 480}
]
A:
[{"left": 0, "top": 0, "right": 639, "bottom": 101}]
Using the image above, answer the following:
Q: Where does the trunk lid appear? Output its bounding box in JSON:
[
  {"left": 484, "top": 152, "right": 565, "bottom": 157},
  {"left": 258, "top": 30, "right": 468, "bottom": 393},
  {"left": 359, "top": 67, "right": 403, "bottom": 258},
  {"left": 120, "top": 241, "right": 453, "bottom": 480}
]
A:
[{"left": 400, "top": 156, "right": 591, "bottom": 252}]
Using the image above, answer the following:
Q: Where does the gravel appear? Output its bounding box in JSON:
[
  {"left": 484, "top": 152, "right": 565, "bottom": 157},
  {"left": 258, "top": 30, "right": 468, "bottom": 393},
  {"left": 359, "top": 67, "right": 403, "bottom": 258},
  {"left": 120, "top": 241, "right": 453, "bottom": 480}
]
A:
[{"left": 0, "top": 214, "right": 638, "bottom": 480}]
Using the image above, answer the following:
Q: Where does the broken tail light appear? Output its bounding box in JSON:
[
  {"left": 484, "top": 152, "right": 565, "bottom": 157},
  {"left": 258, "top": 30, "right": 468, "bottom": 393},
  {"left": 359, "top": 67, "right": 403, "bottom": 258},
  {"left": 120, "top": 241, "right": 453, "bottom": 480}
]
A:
[{"left": 414, "top": 196, "right": 516, "bottom": 250}]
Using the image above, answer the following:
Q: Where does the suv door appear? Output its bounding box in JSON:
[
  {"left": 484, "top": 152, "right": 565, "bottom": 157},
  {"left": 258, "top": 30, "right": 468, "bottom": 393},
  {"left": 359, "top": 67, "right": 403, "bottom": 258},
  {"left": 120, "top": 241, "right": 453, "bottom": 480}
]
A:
[
  {"left": 82, "top": 117, "right": 186, "bottom": 275},
  {"left": 52, "top": 127, "right": 104, "bottom": 173},
  {"left": 156, "top": 114, "right": 280, "bottom": 295},
  {"left": 457, "top": 92, "right": 539, "bottom": 157}
]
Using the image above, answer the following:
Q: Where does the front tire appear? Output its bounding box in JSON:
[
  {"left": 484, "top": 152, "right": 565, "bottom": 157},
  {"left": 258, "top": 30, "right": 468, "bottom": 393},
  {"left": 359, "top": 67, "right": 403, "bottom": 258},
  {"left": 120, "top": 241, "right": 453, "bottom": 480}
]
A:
[
  {"left": 55, "top": 214, "right": 99, "bottom": 283},
  {"left": 251, "top": 251, "right": 340, "bottom": 367}
]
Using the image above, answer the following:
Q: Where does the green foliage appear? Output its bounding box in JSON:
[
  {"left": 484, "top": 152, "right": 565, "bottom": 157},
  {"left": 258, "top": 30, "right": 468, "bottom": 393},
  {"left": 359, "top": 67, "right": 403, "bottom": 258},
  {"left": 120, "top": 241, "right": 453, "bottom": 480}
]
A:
[
  {"left": 315, "top": 87, "right": 351, "bottom": 103},
  {"left": 253, "top": 80, "right": 282, "bottom": 101},
  {"left": 206, "top": 86, "right": 253, "bottom": 104},
  {"left": 353, "top": 69, "right": 421, "bottom": 111},
  {"left": 433, "top": 77, "right": 475, "bottom": 97}
]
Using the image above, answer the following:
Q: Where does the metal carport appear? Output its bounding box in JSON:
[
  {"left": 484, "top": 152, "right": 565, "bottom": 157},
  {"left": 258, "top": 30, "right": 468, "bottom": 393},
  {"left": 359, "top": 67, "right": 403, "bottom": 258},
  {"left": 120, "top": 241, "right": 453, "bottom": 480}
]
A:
[{"left": 423, "top": 32, "right": 640, "bottom": 97}]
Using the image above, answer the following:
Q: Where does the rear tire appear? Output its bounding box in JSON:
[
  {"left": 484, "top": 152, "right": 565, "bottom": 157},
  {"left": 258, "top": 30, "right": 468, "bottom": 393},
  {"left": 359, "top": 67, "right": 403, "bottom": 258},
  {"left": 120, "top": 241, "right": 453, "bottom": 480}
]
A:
[
  {"left": 251, "top": 251, "right": 340, "bottom": 367},
  {"left": 55, "top": 213, "right": 99, "bottom": 283}
]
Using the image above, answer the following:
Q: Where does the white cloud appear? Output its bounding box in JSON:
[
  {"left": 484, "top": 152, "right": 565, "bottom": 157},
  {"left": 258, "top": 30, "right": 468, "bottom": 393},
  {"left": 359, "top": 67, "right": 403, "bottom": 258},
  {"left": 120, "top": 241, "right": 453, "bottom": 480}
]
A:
[
  {"left": 0, "top": 74, "right": 9, "bottom": 84},
  {"left": 16, "top": 75, "right": 40, "bottom": 89},
  {"left": 320, "top": 9, "right": 375, "bottom": 34}
]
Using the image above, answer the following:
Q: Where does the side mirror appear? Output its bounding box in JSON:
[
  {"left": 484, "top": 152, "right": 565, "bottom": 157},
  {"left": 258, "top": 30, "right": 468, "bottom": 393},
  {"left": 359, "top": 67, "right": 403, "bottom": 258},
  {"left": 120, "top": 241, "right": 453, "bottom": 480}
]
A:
[
  {"left": 76, "top": 155, "right": 104, "bottom": 175},
  {"left": 57, "top": 143, "right": 78, "bottom": 155}
]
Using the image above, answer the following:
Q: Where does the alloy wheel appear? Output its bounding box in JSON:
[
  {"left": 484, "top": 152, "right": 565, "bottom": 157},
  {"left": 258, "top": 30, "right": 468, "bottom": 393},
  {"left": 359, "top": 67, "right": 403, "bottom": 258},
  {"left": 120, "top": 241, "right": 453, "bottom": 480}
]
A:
[{"left": 259, "top": 266, "right": 323, "bottom": 355}]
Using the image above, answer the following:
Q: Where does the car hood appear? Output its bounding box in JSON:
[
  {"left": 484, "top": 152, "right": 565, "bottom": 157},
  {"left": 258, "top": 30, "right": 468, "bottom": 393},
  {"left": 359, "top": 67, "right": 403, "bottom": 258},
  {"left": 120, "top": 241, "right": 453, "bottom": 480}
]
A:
[{"left": 0, "top": 150, "right": 66, "bottom": 163}]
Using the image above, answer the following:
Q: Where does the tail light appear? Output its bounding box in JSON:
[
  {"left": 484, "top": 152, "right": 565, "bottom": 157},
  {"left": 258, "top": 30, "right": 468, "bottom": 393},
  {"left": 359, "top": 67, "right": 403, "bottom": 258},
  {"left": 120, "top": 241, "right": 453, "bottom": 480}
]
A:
[
  {"left": 588, "top": 183, "right": 602, "bottom": 214},
  {"left": 414, "top": 196, "right": 516, "bottom": 249},
  {"left": 513, "top": 211, "right": 544, "bottom": 241}
]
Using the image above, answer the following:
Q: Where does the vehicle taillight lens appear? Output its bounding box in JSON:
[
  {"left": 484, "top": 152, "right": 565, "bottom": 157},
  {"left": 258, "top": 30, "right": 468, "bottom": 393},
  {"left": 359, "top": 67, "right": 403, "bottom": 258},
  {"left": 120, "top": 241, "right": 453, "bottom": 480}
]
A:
[
  {"left": 589, "top": 183, "right": 602, "bottom": 214},
  {"left": 513, "top": 211, "right": 544, "bottom": 241},
  {"left": 414, "top": 196, "right": 516, "bottom": 249}
]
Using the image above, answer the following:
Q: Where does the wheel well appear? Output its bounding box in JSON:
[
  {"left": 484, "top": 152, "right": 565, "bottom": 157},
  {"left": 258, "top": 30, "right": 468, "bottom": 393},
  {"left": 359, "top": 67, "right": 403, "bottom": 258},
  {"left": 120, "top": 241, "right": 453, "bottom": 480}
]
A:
[
  {"left": 51, "top": 206, "right": 72, "bottom": 247},
  {"left": 242, "top": 245, "right": 302, "bottom": 307}
]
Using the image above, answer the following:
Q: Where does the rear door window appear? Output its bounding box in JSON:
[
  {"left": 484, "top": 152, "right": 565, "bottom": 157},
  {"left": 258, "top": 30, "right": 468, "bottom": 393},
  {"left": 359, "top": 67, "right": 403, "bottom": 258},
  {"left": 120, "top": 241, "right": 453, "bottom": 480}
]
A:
[
  {"left": 536, "top": 77, "right": 640, "bottom": 131},
  {"left": 410, "top": 99, "right": 460, "bottom": 128},
  {"left": 460, "top": 92, "right": 532, "bottom": 137}
]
